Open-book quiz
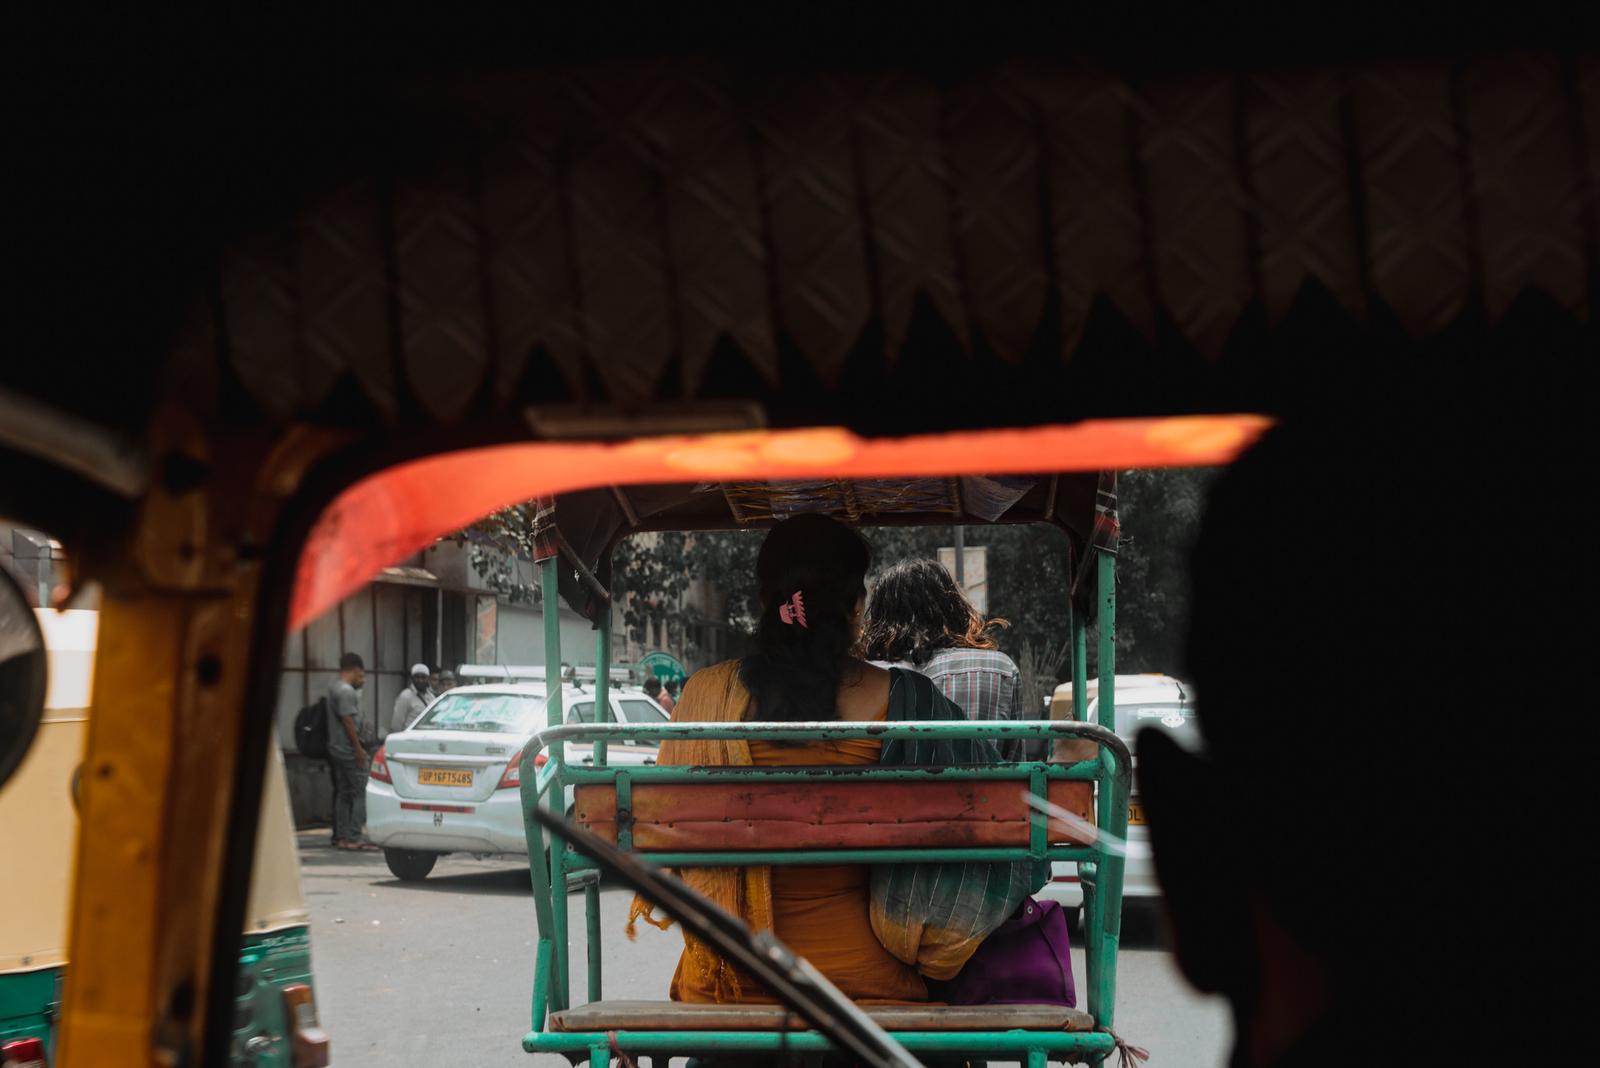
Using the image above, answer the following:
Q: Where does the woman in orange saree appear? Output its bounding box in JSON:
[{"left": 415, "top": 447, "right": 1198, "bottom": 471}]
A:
[{"left": 627, "top": 515, "right": 1034, "bottom": 1004}]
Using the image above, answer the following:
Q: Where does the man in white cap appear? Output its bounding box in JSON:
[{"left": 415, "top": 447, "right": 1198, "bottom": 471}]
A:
[{"left": 391, "top": 663, "right": 435, "bottom": 735}]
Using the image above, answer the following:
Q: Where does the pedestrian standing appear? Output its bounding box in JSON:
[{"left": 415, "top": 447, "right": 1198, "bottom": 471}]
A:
[
  {"left": 327, "top": 652, "right": 376, "bottom": 850},
  {"left": 643, "top": 675, "right": 665, "bottom": 710},
  {"left": 660, "top": 677, "right": 679, "bottom": 714},
  {"left": 436, "top": 669, "right": 457, "bottom": 694},
  {"left": 391, "top": 663, "right": 435, "bottom": 735}
]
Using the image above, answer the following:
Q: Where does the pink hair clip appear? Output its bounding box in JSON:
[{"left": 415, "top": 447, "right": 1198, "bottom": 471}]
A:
[{"left": 777, "top": 590, "right": 808, "bottom": 628}]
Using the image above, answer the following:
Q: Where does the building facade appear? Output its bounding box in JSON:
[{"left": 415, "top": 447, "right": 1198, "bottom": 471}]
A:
[{"left": 279, "top": 539, "right": 599, "bottom": 824}]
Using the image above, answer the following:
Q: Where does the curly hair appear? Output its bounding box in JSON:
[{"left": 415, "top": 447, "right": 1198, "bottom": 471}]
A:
[
  {"left": 863, "top": 557, "right": 1007, "bottom": 666},
  {"left": 738, "top": 514, "right": 871, "bottom": 723}
]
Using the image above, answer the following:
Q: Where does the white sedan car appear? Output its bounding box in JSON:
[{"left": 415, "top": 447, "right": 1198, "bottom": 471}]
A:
[
  {"left": 1036, "top": 673, "right": 1197, "bottom": 923},
  {"left": 365, "top": 681, "right": 667, "bottom": 881}
]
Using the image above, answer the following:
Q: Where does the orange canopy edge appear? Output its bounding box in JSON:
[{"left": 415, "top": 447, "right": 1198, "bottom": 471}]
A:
[{"left": 289, "top": 415, "right": 1271, "bottom": 630}]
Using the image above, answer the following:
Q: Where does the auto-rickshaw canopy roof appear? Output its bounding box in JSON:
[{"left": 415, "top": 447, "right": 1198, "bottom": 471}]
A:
[
  {"left": 3, "top": 29, "right": 1596, "bottom": 536},
  {"left": 527, "top": 471, "right": 1114, "bottom": 625}
]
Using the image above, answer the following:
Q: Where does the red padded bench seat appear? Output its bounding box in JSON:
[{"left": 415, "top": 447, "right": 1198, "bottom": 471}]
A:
[{"left": 573, "top": 778, "right": 1094, "bottom": 850}]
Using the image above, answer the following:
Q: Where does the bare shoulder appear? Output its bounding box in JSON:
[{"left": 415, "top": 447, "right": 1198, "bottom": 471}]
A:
[{"left": 857, "top": 661, "right": 891, "bottom": 684}]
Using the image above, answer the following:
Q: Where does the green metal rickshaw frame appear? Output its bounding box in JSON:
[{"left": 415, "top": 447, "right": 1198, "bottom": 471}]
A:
[{"left": 514, "top": 479, "right": 1128, "bottom": 1066}]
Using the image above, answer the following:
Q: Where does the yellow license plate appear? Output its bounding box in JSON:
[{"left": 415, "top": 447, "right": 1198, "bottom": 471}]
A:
[
  {"left": 1127, "top": 802, "right": 1147, "bottom": 825},
  {"left": 418, "top": 767, "right": 475, "bottom": 787}
]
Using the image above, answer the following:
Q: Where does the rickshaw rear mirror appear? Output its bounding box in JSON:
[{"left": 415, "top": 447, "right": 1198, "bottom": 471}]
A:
[{"left": 0, "top": 564, "right": 48, "bottom": 788}]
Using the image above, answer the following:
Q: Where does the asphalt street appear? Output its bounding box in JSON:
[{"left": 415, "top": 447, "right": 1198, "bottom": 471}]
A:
[{"left": 298, "top": 832, "right": 1229, "bottom": 1067}]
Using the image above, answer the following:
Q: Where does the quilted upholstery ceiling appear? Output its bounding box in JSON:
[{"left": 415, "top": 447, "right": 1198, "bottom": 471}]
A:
[
  {"left": 5, "top": 34, "right": 1597, "bottom": 451},
  {"left": 173, "top": 56, "right": 1600, "bottom": 429}
]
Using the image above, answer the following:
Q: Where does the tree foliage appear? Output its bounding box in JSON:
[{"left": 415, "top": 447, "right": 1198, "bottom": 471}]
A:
[{"left": 464, "top": 468, "right": 1218, "bottom": 678}]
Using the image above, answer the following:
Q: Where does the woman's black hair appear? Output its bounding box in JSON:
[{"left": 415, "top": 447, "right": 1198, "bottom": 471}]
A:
[
  {"left": 738, "top": 514, "right": 871, "bottom": 723},
  {"left": 863, "top": 557, "right": 1007, "bottom": 666}
]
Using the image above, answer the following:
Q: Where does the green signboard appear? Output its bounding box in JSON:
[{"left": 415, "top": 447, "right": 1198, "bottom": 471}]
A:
[{"left": 637, "top": 651, "right": 687, "bottom": 686}]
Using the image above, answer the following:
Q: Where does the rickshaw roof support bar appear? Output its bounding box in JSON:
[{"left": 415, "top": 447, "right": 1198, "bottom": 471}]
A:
[
  {"left": 609, "top": 486, "right": 640, "bottom": 529},
  {"left": 591, "top": 603, "right": 610, "bottom": 818},
  {"left": 540, "top": 556, "right": 571, "bottom": 1013},
  {"left": 1088, "top": 540, "right": 1124, "bottom": 1031},
  {"left": 556, "top": 533, "right": 611, "bottom": 606}
]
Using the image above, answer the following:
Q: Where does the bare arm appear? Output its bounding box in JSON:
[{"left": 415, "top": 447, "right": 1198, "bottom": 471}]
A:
[{"left": 340, "top": 714, "right": 367, "bottom": 766}]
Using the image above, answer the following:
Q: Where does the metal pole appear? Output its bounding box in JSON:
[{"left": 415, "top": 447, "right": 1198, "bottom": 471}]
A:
[
  {"left": 1071, "top": 600, "right": 1088, "bottom": 724},
  {"left": 540, "top": 557, "right": 570, "bottom": 1010},
  {"left": 1091, "top": 546, "right": 1123, "bottom": 1030},
  {"left": 594, "top": 608, "right": 610, "bottom": 767},
  {"left": 1096, "top": 549, "right": 1114, "bottom": 732}
]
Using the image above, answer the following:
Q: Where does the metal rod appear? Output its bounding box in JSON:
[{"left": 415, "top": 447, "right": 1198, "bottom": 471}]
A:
[
  {"left": 1092, "top": 545, "right": 1121, "bottom": 1030},
  {"left": 525, "top": 1031, "right": 1115, "bottom": 1056},
  {"left": 1072, "top": 606, "right": 1088, "bottom": 724},
  {"left": 609, "top": 486, "right": 641, "bottom": 528},
  {"left": 953, "top": 523, "right": 966, "bottom": 586},
  {"left": 524, "top": 718, "right": 1123, "bottom": 743},
  {"left": 593, "top": 609, "right": 610, "bottom": 766},
  {"left": 558, "top": 761, "right": 1104, "bottom": 785},
  {"left": 593, "top": 846, "right": 1101, "bottom": 866},
  {"left": 584, "top": 881, "right": 602, "bottom": 1004},
  {"left": 540, "top": 557, "right": 570, "bottom": 1011},
  {"left": 556, "top": 532, "right": 612, "bottom": 605},
  {"left": 1096, "top": 551, "right": 1115, "bottom": 733}
]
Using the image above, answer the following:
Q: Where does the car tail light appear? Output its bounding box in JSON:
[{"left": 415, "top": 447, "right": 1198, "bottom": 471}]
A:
[
  {"left": 369, "top": 744, "right": 392, "bottom": 784},
  {"left": 1051, "top": 872, "right": 1080, "bottom": 883},
  {"left": 497, "top": 748, "right": 529, "bottom": 790}
]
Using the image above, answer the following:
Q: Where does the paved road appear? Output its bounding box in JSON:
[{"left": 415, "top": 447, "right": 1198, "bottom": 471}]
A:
[{"left": 297, "top": 833, "right": 1229, "bottom": 1066}]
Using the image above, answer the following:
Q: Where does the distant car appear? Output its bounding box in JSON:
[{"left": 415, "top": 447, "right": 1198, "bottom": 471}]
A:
[
  {"left": 365, "top": 680, "right": 667, "bottom": 881},
  {"left": 1035, "top": 673, "right": 1197, "bottom": 924}
]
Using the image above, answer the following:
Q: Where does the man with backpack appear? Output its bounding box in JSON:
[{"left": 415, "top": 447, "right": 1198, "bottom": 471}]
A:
[{"left": 326, "top": 652, "right": 374, "bottom": 850}]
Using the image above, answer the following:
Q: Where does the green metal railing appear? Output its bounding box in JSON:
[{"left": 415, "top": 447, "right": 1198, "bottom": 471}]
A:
[
  {"left": 521, "top": 547, "right": 1126, "bottom": 1064},
  {"left": 518, "top": 715, "right": 1130, "bottom": 1064}
]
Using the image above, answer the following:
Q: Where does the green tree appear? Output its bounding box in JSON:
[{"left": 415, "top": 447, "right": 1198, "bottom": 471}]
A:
[
  {"left": 1111, "top": 466, "right": 1218, "bottom": 675},
  {"left": 462, "top": 513, "right": 765, "bottom": 655},
  {"left": 464, "top": 467, "right": 1216, "bottom": 679}
]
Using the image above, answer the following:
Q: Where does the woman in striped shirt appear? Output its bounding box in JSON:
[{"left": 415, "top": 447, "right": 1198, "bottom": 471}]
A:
[{"left": 863, "top": 557, "right": 1042, "bottom": 761}]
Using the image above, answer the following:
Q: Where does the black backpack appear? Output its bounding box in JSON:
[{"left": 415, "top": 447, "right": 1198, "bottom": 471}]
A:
[{"left": 294, "top": 696, "right": 330, "bottom": 758}]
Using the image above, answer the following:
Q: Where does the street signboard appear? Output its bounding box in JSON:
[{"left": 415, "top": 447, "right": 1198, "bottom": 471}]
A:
[{"left": 638, "top": 650, "right": 687, "bottom": 686}]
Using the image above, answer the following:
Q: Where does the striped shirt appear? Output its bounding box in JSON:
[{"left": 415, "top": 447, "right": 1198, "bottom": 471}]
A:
[{"left": 912, "top": 647, "right": 1040, "bottom": 762}]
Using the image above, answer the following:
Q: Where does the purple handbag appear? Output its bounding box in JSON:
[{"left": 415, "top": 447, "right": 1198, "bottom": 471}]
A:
[{"left": 928, "top": 897, "right": 1077, "bottom": 1007}]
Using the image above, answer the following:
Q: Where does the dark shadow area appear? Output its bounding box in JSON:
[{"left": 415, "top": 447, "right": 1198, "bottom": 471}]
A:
[
  {"left": 366, "top": 866, "right": 534, "bottom": 897},
  {"left": 1112, "top": 901, "right": 1176, "bottom": 952}
]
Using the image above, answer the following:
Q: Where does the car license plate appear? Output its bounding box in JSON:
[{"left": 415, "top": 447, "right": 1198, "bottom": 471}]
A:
[
  {"left": 1127, "top": 802, "right": 1146, "bottom": 825},
  {"left": 418, "top": 767, "right": 474, "bottom": 787}
]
